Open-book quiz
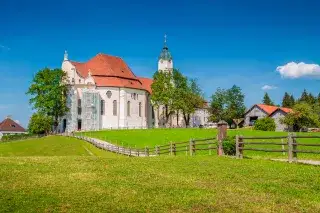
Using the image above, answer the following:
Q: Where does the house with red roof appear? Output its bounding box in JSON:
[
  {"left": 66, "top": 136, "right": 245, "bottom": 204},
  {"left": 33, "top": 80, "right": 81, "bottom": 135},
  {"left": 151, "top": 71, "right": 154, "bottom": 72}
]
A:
[
  {"left": 244, "top": 104, "right": 293, "bottom": 131},
  {"left": 58, "top": 36, "right": 210, "bottom": 132},
  {"left": 0, "top": 116, "right": 26, "bottom": 135}
]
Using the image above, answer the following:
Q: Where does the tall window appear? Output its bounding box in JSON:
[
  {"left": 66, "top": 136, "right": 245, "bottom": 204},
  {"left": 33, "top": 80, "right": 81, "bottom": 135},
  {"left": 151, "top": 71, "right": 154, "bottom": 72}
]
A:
[
  {"left": 101, "top": 100, "right": 105, "bottom": 115},
  {"left": 113, "top": 100, "right": 117, "bottom": 116},
  {"left": 78, "top": 99, "right": 82, "bottom": 115},
  {"left": 127, "top": 101, "right": 131, "bottom": 116},
  {"left": 139, "top": 102, "right": 142, "bottom": 117}
]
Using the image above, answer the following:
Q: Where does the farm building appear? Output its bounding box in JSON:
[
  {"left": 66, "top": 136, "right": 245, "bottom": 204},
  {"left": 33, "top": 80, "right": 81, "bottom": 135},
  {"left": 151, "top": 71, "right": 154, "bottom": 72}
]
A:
[
  {"left": 244, "top": 104, "right": 292, "bottom": 131},
  {"left": 0, "top": 116, "right": 26, "bottom": 135}
]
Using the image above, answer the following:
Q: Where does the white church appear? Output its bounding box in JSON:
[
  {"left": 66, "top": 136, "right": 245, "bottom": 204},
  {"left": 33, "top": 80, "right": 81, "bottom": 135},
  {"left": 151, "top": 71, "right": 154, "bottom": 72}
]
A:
[{"left": 59, "top": 37, "right": 209, "bottom": 132}]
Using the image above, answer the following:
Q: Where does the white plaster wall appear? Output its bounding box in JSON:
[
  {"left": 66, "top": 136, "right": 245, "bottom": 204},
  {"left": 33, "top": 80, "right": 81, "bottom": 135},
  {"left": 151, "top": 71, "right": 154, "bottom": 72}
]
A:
[
  {"left": 158, "top": 60, "right": 173, "bottom": 72},
  {"left": 96, "top": 87, "right": 148, "bottom": 129},
  {"left": 62, "top": 61, "right": 84, "bottom": 85},
  {"left": 122, "top": 88, "right": 147, "bottom": 128},
  {"left": 97, "top": 87, "right": 121, "bottom": 129}
]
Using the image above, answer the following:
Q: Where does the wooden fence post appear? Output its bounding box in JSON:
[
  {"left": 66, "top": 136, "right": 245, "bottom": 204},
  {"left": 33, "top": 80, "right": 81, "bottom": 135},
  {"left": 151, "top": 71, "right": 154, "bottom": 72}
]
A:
[
  {"left": 217, "top": 120, "right": 228, "bottom": 156},
  {"left": 236, "top": 135, "right": 240, "bottom": 159},
  {"left": 145, "top": 146, "right": 149, "bottom": 157},
  {"left": 288, "top": 133, "right": 293, "bottom": 163},
  {"left": 292, "top": 133, "right": 297, "bottom": 162},
  {"left": 185, "top": 145, "right": 188, "bottom": 156},
  {"left": 173, "top": 143, "right": 176, "bottom": 156},
  {"left": 170, "top": 142, "right": 173, "bottom": 156},
  {"left": 129, "top": 147, "right": 132, "bottom": 157},
  {"left": 156, "top": 146, "right": 160, "bottom": 156},
  {"left": 239, "top": 135, "right": 244, "bottom": 159},
  {"left": 189, "top": 139, "right": 194, "bottom": 156}
]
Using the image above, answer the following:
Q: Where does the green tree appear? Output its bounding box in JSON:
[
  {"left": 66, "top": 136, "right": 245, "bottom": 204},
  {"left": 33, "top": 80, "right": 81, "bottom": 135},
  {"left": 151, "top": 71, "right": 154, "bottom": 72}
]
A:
[
  {"left": 289, "top": 95, "right": 295, "bottom": 107},
  {"left": 27, "top": 68, "right": 69, "bottom": 131},
  {"left": 299, "top": 89, "right": 309, "bottom": 103},
  {"left": 151, "top": 71, "right": 175, "bottom": 126},
  {"left": 282, "top": 102, "right": 320, "bottom": 131},
  {"left": 28, "top": 113, "right": 53, "bottom": 134},
  {"left": 209, "top": 85, "right": 246, "bottom": 125},
  {"left": 282, "top": 92, "right": 294, "bottom": 108},
  {"left": 151, "top": 69, "right": 204, "bottom": 127},
  {"left": 318, "top": 93, "right": 320, "bottom": 105},
  {"left": 254, "top": 117, "right": 276, "bottom": 131},
  {"left": 262, "top": 92, "right": 274, "bottom": 106}
]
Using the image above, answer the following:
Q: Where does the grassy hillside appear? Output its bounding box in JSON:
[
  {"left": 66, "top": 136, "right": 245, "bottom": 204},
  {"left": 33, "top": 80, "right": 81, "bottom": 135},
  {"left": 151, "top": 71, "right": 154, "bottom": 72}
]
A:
[
  {"left": 0, "top": 136, "right": 121, "bottom": 158},
  {"left": 1, "top": 155, "right": 320, "bottom": 212}
]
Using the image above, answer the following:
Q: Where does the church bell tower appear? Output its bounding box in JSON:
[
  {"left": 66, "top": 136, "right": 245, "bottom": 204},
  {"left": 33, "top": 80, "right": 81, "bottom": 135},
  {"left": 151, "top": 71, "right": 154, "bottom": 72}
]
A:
[{"left": 158, "top": 34, "right": 173, "bottom": 72}]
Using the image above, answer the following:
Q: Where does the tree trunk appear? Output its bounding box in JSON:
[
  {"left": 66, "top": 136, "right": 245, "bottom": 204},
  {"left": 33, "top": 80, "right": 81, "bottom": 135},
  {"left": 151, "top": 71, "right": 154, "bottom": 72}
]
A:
[
  {"left": 183, "top": 112, "right": 190, "bottom": 128},
  {"left": 176, "top": 110, "right": 179, "bottom": 127}
]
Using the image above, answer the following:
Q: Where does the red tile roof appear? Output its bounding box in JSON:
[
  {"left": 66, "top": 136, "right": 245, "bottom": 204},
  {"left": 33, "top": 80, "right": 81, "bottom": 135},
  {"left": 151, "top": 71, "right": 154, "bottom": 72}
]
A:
[
  {"left": 0, "top": 118, "right": 26, "bottom": 133},
  {"left": 70, "top": 53, "right": 153, "bottom": 93},
  {"left": 256, "top": 104, "right": 292, "bottom": 115},
  {"left": 138, "top": 77, "right": 153, "bottom": 94}
]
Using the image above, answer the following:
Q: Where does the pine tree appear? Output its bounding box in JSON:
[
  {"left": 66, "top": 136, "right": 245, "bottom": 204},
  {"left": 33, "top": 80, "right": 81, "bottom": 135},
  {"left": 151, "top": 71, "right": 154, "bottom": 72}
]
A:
[
  {"left": 318, "top": 93, "right": 320, "bottom": 105},
  {"left": 289, "top": 95, "right": 295, "bottom": 107},
  {"left": 308, "top": 93, "right": 316, "bottom": 105},
  {"left": 282, "top": 92, "right": 292, "bottom": 107},
  {"left": 262, "top": 92, "right": 274, "bottom": 106},
  {"left": 299, "top": 89, "right": 309, "bottom": 103}
]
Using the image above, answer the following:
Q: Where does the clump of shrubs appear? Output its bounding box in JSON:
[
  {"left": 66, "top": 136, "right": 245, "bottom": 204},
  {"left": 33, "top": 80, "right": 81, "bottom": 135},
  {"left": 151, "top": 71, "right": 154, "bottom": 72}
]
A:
[
  {"left": 1, "top": 134, "right": 36, "bottom": 142},
  {"left": 254, "top": 117, "right": 276, "bottom": 131},
  {"left": 222, "top": 136, "right": 236, "bottom": 156}
]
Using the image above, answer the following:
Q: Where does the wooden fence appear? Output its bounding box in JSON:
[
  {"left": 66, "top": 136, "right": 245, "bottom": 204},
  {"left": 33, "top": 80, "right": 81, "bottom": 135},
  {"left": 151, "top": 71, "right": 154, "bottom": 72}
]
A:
[
  {"left": 66, "top": 133, "right": 218, "bottom": 157},
  {"left": 156, "top": 138, "right": 217, "bottom": 156},
  {"left": 236, "top": 133, "right": 320, "bottom": 163}
]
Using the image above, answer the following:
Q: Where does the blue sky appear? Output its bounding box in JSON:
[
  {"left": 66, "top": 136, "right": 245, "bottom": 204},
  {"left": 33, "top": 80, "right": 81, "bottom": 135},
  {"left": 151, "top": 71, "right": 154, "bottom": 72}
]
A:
[{"left": 1, "top": 0, "right": 320, "bottom": 127}]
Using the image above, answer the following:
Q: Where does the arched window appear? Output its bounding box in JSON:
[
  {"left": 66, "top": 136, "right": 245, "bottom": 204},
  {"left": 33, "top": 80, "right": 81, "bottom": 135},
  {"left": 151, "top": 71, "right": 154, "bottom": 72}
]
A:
[
  {"left": 101, "top": 100, "right": 105, "bottom": 115},
  {"left": 113, "top": 100, "right": 117, "bottom": 116},
  {"left": 139, "top": 102, "right": 142, "bottom": 117},
  {"left": 78, "top": 99, "right": 82, "bottom": 115},
  {"left": 127, "top": 101, "right": 131, "bottom": 116}
]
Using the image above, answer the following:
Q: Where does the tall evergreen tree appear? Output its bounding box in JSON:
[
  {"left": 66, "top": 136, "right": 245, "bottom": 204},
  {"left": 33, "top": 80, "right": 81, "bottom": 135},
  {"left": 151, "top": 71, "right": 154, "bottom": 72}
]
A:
[
  {"left": 308, "top": 93, "right": 316, "bottom": 105},
  {"left": 289, "top": 95, "right": 295, "bottom": 107},
  {"left": 262, "top": 92, "right": 274, "bottom": 106},
  {"left": 282, "top": 92, "right": 291, "bottom": 107},
  {"left": 299, "top": 89, "right": 309, "bottom": 103},
  {"left": 318, "top": 93, "right": 320, "bottom": 105}
]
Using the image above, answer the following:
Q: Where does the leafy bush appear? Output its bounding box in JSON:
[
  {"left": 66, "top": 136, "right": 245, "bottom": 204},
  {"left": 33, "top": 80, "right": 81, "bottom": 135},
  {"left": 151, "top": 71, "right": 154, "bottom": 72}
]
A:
[
  {"left": 222, "top": 136, "right": 236, "bottom": 156},
  {"left": 1, "top": 134, "right": 37, "bottom": 142},
  {"left": 254, "top": 117, "right": 276, "bottom": 131},
  {"left": 28, "top": 113, "right": 52, "bottom": 134}
]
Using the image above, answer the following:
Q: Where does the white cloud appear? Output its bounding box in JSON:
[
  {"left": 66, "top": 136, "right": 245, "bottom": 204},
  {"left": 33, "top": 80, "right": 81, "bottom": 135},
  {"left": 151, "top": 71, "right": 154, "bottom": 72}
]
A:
[
  {"left": 261, "top": 85, "right": 277, "bottom": 90},
  {"left": 276, "top": 62, "right": 320, "bottom": 79}
]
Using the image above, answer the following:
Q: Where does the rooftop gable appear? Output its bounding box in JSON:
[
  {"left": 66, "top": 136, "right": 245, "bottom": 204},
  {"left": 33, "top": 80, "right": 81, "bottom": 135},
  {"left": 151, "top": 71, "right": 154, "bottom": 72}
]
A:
[{"left": 0, "top": 118, "right": 26, "bottom": 132}]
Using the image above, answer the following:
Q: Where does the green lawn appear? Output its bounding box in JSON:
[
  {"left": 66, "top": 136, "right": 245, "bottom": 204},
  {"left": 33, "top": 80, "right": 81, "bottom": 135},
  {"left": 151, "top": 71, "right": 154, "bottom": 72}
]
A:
[
  {"left": 0, "top": 136, "right": 121, "bottom": 158},
  {"left": 1, "top": 155, "right": 320, "bottom": 212},
  {"left": 1, "top": 135, "right": 320, "bottom": 212},
  {"left": 79, "top": 128, "right": 320, "bottom": 160}
]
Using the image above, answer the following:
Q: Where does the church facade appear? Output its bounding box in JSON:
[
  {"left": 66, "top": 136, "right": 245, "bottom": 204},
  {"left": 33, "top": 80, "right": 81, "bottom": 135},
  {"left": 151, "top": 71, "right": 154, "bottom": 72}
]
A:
[{"left": 59, "top": 38, "right": 209, "bottom": 132}]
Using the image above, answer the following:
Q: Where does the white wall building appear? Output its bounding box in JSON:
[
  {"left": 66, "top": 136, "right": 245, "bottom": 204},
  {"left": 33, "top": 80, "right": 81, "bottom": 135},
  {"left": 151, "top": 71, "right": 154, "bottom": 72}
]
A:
[{"left": 59, "top": 36, "right": 209, "bottom": 132}]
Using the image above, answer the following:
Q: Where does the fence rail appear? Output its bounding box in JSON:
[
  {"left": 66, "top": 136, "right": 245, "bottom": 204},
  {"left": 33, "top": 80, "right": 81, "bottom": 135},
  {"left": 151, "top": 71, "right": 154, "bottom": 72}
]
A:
[{"left": 236, "top": 134, "right": 320, "bottom": 163}]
